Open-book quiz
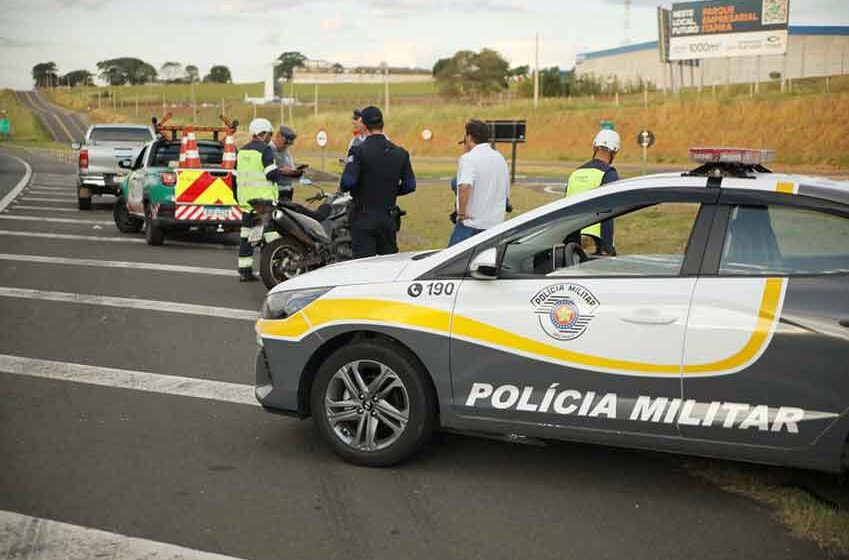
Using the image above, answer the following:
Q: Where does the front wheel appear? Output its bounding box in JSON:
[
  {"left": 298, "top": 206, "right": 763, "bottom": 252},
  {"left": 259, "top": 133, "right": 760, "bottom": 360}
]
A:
[
  {"left": 310, "top": 340, "right": 436, "bottom": 467},
  {"left": 114, "top": 196, "right": 143, "bottom": 233},
  {"left": 259, "top": 236, "right": 309, "bottom": 289}
]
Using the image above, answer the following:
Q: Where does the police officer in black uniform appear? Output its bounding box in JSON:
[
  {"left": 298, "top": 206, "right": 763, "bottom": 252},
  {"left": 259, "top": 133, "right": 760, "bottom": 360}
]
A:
[{"left": 340, "top": 106, "right": 416, "bottom": 258}]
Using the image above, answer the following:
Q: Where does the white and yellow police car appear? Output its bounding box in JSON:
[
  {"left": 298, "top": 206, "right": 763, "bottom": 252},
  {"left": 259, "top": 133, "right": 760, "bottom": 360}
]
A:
[{"left": 255, "top": 148, "right": 849, "bottom": 471}]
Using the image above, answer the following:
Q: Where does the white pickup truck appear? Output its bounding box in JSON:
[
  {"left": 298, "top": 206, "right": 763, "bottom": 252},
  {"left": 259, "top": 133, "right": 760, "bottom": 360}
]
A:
[{"left": 73, "top": 124, "right": 155, "bottom": 210}]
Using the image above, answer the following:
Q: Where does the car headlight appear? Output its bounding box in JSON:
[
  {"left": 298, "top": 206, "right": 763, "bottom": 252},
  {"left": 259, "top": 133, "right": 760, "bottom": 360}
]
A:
[{"left": 261, "top": 287, "right": 332, "bottom": 320}]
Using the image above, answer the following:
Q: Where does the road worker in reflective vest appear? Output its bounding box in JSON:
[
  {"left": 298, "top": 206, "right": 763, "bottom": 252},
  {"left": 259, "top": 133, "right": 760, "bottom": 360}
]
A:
[
  {"left": 235, "top": 118, "right": 285, "bottom": 282},
  {"left": 565, "top": 129, "right": 621, "bottom": 254}
]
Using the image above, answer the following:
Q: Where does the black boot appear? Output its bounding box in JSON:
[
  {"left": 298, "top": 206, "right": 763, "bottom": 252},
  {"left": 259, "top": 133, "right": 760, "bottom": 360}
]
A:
[{"left": 239, "top": 269, "right": 258, "bottom": 282}]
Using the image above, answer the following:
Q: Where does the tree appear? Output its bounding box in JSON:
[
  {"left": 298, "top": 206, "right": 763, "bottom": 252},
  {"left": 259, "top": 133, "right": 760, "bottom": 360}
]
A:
[
  {"left": 331, "top": 63, "right": 344, "bottom": 74},
  {"left": 62, "top": 70, "right": 94, "bottom": 87},
  {"left": 185, "top": 65, "right": 200, "bottom": 83},
  {"left": 203, "top": 65, "right": 232, "bottom": 84},
  {"left": 96, "top": 58, "right": 157, "bottom": 85},
  {"left": 509, "top": 65, "right": 529, "bottom": 78},
  {"left": 274, "top": 51, "right": 306, "bottom": 82},
  {"left": 32, "top": 62, "right": 59, "bottom": 88},
  {"left": 160, "top": 61, "right": 184, "bottom": 83},
  {"left": 431, "top": 57, "right": 450, "bottom": 78},
  {"left": 433, "top": 49, "right": 510, "bottom": 101}
]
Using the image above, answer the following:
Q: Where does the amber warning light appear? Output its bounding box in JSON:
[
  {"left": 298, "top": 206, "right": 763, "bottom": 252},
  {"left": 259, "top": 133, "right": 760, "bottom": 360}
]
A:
[{"left": 689, "top": 147, "right": 775, "bottom": 165}]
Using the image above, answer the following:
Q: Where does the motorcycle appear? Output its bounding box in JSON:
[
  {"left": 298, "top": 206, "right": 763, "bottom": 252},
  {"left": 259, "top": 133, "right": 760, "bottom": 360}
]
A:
[{"left": 249, "top": 178, "right": 354, "bottom": 289}]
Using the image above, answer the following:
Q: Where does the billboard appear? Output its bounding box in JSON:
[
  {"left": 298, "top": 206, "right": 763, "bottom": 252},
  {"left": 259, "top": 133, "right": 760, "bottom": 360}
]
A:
[{"left": 666, "top": 0, "right": 790, "bottom": 61}]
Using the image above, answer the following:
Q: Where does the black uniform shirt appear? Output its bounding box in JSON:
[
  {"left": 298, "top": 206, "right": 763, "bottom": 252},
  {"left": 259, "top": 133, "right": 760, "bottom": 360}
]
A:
[{"left": 340, "top": 134, "right": 415, "bottom": 211}]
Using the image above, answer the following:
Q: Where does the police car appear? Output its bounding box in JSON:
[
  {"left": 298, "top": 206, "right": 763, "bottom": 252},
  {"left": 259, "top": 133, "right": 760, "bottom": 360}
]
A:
[{"left": 255, "top": 148, "right": 849, "bottom": 471}]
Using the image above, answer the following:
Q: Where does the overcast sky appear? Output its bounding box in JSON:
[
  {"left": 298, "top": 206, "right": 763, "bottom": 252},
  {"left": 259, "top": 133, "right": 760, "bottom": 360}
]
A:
[{"left": 1, "top": 0, "right": 846, "bottom": 88}]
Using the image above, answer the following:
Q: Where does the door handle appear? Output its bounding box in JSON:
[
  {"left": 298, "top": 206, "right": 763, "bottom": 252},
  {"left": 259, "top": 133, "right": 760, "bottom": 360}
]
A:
[
  {"left": 620, "top": 310, "right": 680, "bottom": 326},
  {"left": 839, "top": 318, "right": 849, "bottom": 328}
]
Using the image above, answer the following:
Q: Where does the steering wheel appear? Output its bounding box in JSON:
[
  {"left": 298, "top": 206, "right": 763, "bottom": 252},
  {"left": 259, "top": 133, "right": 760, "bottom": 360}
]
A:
[
  {"left": 582, "top": 234, "right": 616, "bottom": 257},
  {"left": 562, "top": 242, "right": 588, "bottom": 267}
]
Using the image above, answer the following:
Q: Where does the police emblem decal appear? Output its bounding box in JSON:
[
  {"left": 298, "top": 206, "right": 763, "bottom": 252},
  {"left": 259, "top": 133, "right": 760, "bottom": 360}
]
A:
[{"left": 531, "top": 283, "right": 600, "bottom": 341}]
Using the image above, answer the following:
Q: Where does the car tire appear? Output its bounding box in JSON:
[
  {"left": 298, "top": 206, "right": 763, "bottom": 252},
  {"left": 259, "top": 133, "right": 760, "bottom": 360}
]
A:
[
  {"left": 78, "top": 196, "right": 92, "bottom": 210},
  {"left": 310, "top": 340, "right": 436, "bottom": 467},
  {"left": 114, "top": 196, "right": 143, "bottom": 233},
  {"left": 144, "top": 205, "right": 165, "bottom": 246},
  {"left": 259, "top": 236, "right": 308, "bottom": 289}
]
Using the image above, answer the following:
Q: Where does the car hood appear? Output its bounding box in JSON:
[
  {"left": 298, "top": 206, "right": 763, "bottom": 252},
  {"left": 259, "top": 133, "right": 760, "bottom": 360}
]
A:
[{"left": 268, "top": 250, "right": 438, "bottom": 294}]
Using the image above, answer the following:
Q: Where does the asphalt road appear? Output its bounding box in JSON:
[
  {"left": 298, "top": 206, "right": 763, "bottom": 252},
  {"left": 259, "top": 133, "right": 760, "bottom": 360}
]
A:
[
  {"left": 15, "top": 90, "right": 88, "bottom": 144},
  {"left": 0, "top": 148, "right": 829, "bottom": 560}
]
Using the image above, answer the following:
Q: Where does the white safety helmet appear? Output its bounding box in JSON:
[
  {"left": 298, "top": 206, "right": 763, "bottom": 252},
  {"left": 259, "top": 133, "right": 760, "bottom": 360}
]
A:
[
  {"left": 593, "top": 129, "right": 621, "bottom": 153},
  {"left": 248, "top": 118, "right": 273, "bottom": 137}
]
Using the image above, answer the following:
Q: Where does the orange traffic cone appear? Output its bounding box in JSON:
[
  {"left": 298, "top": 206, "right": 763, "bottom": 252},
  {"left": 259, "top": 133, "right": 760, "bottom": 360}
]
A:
[
  {"left": 183, "top": 128, "right": 201, "bottom": 168},
  {"left": 178, "top": 133, "right": 189, "bottom": 167},
  {"left": 222, "top": 134, "right": 236, "bottom": 169}
]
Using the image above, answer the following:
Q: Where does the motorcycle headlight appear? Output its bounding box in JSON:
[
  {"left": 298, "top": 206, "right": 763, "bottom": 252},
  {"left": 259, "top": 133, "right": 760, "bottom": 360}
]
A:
[{"left": 261, "top": 287, "right": 332, "bottom": 320}]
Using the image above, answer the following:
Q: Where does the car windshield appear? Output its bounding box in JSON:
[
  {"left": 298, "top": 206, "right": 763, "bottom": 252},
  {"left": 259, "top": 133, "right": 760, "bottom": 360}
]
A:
[
  {"left": 89, "top": 127, "right": 153, "bottom": 142},
  {"left": 150, "top": 142, "right": 224, "bottom": 168}
]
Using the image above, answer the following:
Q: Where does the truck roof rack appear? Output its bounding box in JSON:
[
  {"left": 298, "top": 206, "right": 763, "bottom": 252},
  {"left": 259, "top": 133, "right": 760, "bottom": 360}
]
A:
[{"left": 151, "top": 113, "right": 239, "bottom": 142}]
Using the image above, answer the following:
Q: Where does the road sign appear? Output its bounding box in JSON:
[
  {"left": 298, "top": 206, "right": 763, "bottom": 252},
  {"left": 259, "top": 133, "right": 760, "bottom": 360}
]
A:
[
  {"left": 421, "top": 128, "right": 433, "bottom": 141},
  {"left": 315, "top": 129, "right": 328, "bottom": 148},
  {"left": 637, "top": 129, "right": 655, "bottom": 148},
  {"left": 599, "top": 120, "right": 615, "bottom": 131},
  {"left": 0, "top": 118, "right": 10, "bottom": 137}
]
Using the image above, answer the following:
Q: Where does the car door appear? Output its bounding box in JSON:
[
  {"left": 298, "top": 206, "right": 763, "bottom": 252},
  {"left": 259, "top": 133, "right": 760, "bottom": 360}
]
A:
[
  {"left": 127, "top": 145, "right": 148, "bottom": 214},
  {"left": 681, "top": 190, "right": 849, "bottom": 451},
  {"left": 450, "top": 187, "right": 718, "bottom": 437}
]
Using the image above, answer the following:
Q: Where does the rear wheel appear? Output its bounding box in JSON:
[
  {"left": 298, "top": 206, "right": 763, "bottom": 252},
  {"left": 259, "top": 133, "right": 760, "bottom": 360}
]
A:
[
  {"left": 113, "top": 196, "right": 143, "bottom": 233},
  {"left": 144, "top": 204, "right": 165, "bottom": 246},
  {"left": 310, "top": 340, "right": 436, "bottom": 467},
  {"left": 77, "top": 185, "right": 92, "bottom": 210},
  {"left": 259, "top": 236, "right": 308, "bottom": 289}
]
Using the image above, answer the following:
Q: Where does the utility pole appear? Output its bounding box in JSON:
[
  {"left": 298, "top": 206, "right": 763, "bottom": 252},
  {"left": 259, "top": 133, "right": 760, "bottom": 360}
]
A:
[
  {"left": 135, "top": 95, "right": 139, "bottom": 117},
  {"left": 191, "top": 80, "right": 197, "bottom": 122},
  {"left": 382, "top": 62, "right": 390, "bottom": 114},
  {"left": 288, "top": 81, "right": 294, "bottom": 125},
  {"left": 314, "top": 83, "right": 319, "bottom": 118},
  {"left": 533, "top": 33, "right": 540, "bottom": 109}
]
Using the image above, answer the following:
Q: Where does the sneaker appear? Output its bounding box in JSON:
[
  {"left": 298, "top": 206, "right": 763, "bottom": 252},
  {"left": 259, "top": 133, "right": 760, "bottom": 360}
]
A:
[{"left": 239, "top": 270, "right": 258, "bottom": 282}]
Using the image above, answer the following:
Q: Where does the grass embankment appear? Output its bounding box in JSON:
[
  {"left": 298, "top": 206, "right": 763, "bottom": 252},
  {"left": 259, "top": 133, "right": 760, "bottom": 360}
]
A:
[
  {"left": 0, "top": 89, "right": 54, "bottom": 145},
  {"left": 48, "top": 75, "right": 849, "bottom": 168},
  {"left": 688, "top": 460, "right": 849, "bottom": 557}
]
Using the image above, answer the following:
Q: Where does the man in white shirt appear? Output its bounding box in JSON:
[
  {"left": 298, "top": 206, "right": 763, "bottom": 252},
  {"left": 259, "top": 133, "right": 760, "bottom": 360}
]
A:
[{"left": 448, "top": 119, "right": 510, "bottom": 246}]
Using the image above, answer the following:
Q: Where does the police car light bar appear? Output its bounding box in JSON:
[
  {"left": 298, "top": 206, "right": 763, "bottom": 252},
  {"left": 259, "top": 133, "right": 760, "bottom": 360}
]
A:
[{"left": 689, "top": 147, "right": 776, "bottom": 165}]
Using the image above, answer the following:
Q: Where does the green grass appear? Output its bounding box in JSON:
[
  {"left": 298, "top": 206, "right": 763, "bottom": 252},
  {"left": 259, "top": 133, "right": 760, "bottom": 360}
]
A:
[
  {"left": 0, "top": 89, "right": 53, "bottom": 143},
  {"left": 688, "top": 460, "right": 849, "bottom": 557}
]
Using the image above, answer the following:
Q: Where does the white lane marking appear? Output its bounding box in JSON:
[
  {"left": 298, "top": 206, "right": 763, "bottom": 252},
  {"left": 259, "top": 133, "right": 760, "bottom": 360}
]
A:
[
  {"left": 18, "top": 196, "right": 76, "bottom": 203},
  {"left": 27, "top": 186, "right": 70, "bottom": 192},
  {"left": 0, "top": 230, "right": 235, "bottom": 249},
  {"left": 0, "top": 215, "right": 113, "bottom": 225},
  {"left": 0, "top": 253, "right": 235, "bottom": 277},
  {"left": 0, "top": 509, "right": 254, "bottom": 560},
  {"left": 543, "top": 184, "right": 565, "bottom": 195},
  {"left": 0, "top": 153, "right": 33, "bottom": 212},
  {"left": 3, "top": 204, "right": 79, "bottom": 212},
  {"left": 26, "top": 189, "right": 74, "bottom": 195},
  {"left": 0, "top": 287, "right": 259, "bottom": 321}
]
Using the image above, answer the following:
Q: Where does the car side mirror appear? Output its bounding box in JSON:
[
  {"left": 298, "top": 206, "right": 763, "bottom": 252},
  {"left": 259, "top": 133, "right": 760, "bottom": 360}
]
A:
[
  {"left": 71, "top": 142, "right": 81, "bottom": 150},
  {"left": 469, "top": 247, "right": 498, "bottom": 280},
  {"left": 118, "top": 159, "right": 133, "bottom": 170}
]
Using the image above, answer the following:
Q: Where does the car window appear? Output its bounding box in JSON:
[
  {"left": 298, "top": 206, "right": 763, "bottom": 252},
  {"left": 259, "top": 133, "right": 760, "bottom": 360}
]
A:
[
  {"left": 150, "top": 143, "right": 224, "bottom": 168},
  {"left": 499, "top": 202, "right": 701, "bottom": 278},
  {"left": 719, "top": 205, "right": 849, "bottom": 275},
  {"left": 132, "top": 146, "right": 147, "bottom": 170},
  {"left": 89, "top": 128, "right": 153, "bottom": 143}
]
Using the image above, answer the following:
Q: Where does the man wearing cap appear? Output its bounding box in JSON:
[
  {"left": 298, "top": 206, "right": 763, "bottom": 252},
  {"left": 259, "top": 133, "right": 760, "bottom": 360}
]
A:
[
  {"left": 235, "top": 118, "right": 286, "bottom": 282},
  {"left": 448, "top": 119, "right": 510, "bottom": 246},
  {"left": 347, "top": 109, "right": 368, "bottom": 151},
  {"left": 270, "top": 125, "right": 304, "bottom": 201},
  {"left": 340, "top": 106, "right": 416, "bottom": 258}
]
